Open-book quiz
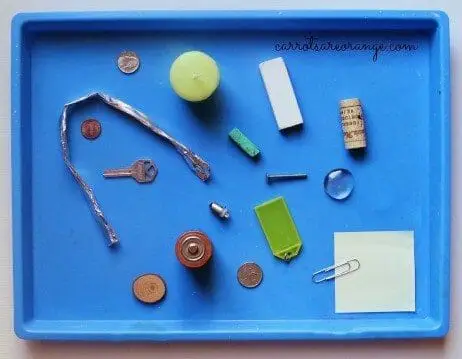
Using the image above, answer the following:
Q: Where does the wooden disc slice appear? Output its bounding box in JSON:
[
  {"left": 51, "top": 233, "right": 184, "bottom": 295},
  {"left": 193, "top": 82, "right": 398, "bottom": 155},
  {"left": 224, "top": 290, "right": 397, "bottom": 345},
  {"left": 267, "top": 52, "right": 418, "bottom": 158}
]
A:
[{"left": 132, "top": 274, "right": 166, "bottom": 304}]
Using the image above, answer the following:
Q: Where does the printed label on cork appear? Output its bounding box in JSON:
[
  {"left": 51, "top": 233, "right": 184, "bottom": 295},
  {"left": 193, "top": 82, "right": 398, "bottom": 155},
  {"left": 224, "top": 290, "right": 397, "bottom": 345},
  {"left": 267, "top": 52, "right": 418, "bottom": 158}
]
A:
[{"left": 340, "top": 104, "right": 366, "bottom": 150}]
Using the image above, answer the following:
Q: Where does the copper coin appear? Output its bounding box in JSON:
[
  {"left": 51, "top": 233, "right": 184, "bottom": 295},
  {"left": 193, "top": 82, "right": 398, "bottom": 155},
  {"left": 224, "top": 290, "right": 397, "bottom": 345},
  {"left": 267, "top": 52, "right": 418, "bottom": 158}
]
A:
[
  {"left": 117, "top": 51, "right": 140, "bottom": 74},
  {"left": 175, "top": 230, "right": 212, "bottom": 269},
  {"left": 237, "top": 262, "right": 263, "bottom": 288},
  {"left": 81, "top": 119, "right": 101, "bottom": 140},
  {"left": 132, "top": 274, "right": 166, "bottom": 304}
]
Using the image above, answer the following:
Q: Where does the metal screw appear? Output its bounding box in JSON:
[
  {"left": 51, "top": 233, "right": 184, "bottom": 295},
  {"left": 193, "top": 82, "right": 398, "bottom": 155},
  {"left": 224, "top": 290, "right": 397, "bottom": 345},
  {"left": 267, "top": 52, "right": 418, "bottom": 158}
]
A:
[
  {"left": 266, "top": 173, "right": 308, "bottom": 184},
  {"left": 209, "top": 202, "right": 230, "bottom": 219}
]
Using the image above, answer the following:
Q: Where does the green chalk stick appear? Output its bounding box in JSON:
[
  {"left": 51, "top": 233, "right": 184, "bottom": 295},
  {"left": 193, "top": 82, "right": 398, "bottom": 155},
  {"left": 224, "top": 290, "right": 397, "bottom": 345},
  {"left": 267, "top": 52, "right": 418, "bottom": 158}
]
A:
[
  {"left": 254, "top": 196, "right": 302, "bottom": 261},
  {"left": 229, "top": 128, "right": 260, "bottom": 158}
]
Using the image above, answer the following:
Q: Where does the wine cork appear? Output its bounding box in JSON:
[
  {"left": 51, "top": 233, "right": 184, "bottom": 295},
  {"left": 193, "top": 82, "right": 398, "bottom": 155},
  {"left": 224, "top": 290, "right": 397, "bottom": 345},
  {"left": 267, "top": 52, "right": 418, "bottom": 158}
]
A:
[{"left": 339, "top": 98, "right": 366, "bottom": 150}]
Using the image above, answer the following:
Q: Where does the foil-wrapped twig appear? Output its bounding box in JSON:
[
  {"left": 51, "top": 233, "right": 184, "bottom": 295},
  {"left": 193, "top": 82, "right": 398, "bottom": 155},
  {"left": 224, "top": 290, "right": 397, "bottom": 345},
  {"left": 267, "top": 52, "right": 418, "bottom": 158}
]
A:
[{"left": 60, "top": 92, "right": 211, "bottom": 247}]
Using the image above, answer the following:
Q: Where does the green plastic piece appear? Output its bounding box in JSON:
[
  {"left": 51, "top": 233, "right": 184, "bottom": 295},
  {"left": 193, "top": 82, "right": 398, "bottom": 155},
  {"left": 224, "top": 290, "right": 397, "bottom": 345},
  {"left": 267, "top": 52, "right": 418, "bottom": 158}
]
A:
[
  {"left": 254, "top": 196, "right": 302, "bottom": 261},
  {"left": 229, "top": 128, "right": 260, "bottom": 158}
]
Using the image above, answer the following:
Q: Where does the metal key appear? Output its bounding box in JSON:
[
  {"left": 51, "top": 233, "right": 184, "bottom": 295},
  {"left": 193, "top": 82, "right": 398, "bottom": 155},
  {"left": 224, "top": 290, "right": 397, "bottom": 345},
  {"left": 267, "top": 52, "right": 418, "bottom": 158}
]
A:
[{"left": 103, "top": 159, "right": 158, "bottom": 183}]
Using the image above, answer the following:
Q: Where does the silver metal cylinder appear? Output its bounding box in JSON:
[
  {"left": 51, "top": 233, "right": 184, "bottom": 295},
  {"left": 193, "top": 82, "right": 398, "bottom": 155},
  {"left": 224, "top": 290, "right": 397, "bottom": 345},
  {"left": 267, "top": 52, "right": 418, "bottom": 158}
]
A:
[{"left": 209, "top": 202, "right": 230, "bottom": 219}]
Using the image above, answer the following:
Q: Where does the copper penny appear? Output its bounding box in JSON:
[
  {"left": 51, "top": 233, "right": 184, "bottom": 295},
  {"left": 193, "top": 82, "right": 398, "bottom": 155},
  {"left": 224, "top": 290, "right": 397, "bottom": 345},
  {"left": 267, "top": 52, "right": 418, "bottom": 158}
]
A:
[
  {"left": 81, "top": 119, "right": 101, "bottom": 140},
  {"left": 237, "top": 262, "right": 263, "bottom": 288},
  {"left": 175, "top": 230, "right": 212, "bottom": 269},
  {"left": 117, "top": 51, "right": 140, "bottom": 74},
  {"left": 132, "top": 274, "right": 166, "bottom": 304}
]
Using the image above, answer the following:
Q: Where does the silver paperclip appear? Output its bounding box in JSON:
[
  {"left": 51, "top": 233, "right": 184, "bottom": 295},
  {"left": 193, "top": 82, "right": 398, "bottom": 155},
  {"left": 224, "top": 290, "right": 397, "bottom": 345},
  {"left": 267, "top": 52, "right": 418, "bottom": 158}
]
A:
[{"left": 312, "top": 259, "right": 360, "bottom": 283}]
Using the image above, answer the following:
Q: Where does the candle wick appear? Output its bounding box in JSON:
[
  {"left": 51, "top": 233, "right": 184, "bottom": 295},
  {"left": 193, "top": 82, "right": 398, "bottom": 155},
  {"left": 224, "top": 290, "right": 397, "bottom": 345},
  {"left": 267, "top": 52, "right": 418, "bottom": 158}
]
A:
[{"left": 192, "top": 72, "right": 201, "bottom": 80}]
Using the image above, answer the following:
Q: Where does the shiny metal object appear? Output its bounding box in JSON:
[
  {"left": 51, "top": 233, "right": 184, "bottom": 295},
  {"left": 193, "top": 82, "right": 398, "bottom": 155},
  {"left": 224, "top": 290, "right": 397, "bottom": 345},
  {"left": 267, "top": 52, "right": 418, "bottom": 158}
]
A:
[
  {"left": 81, "top": 118, "right": 101, "bottom": 140},
  {"left": 312, "top": 259, "right": 360, "bottom": 283},
  {"left": 266, "top": 173, "right": 308, "bottom": 184},
  {"left": 117, "top": 51, "right": 140, "bottom": 74},
  {"left": 209, "top": 202, "right": 230, "bottom": 219},
  {"left": 237, "top": 262, "right": 263, "bottom": 288},
  {"left": 175, "top": 230, "right": 212, "bottom": 269},
  {"left": 103, "top": 159, "right": 157, "bottom": 183},
  {"left": 60, "top": 92, "right": 211, "bottom": 247}
]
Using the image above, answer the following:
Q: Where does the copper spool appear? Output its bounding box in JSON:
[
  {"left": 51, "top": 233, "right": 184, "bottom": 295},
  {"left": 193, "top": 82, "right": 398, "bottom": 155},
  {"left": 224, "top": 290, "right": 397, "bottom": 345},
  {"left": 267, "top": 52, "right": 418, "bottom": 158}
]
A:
[{"left": 175, "top": 230, "right": 213, "bottom": 269}]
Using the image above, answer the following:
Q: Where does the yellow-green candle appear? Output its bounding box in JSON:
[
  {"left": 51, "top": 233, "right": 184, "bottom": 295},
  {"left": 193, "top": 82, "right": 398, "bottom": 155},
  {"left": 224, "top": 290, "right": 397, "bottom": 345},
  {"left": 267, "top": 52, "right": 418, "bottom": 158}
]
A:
[{"left": 169, "top": 51, "right": 220, "bottom": 102}]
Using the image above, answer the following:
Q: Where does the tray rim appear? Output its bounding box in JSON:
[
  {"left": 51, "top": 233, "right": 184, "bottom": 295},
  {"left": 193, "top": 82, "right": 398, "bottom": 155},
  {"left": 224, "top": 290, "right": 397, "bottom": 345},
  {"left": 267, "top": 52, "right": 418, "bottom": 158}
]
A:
[{"left": 11, "top": 10, "right": 451, "bottom": 341}]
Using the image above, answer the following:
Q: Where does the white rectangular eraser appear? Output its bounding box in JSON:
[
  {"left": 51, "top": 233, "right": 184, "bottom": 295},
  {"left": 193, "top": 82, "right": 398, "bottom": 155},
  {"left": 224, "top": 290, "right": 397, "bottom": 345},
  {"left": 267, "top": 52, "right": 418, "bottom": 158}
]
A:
[{"left": 259, "top": 57, "right": 304, "bottom": 131}]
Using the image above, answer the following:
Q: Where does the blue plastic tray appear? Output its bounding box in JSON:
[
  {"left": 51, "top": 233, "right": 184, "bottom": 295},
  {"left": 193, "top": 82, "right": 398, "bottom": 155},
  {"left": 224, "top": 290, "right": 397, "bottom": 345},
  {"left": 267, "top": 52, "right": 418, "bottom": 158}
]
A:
[{"left": 11, "top": 10, "right": 451, "bottom": 341}]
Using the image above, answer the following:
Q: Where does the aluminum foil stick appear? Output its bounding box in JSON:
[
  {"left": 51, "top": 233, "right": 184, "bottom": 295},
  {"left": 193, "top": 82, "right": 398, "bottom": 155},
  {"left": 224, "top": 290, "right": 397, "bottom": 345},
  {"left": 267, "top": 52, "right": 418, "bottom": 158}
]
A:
[{"left": 60, "top": 92, "right": 211, "bottom": 247}]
